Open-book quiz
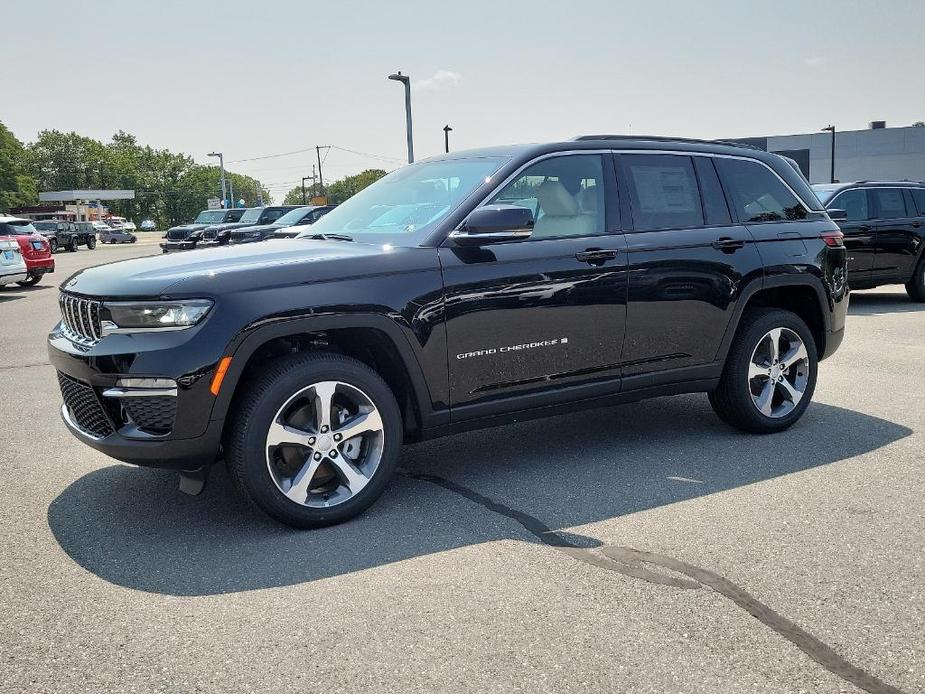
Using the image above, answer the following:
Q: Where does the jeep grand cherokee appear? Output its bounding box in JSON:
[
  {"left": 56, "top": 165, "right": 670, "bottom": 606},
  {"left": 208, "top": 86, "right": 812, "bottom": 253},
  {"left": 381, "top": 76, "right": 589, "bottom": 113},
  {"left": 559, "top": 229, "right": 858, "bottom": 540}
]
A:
[{"left": 48, "top": 136, "right": 848, "bottom": 528}]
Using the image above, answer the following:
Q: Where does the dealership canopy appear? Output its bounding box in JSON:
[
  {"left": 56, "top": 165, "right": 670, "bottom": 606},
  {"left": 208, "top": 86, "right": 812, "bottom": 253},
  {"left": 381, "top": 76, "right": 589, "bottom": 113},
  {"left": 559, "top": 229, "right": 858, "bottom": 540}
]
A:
[{"left": 39, "top": 190, "right": 135, "bottom": 201}]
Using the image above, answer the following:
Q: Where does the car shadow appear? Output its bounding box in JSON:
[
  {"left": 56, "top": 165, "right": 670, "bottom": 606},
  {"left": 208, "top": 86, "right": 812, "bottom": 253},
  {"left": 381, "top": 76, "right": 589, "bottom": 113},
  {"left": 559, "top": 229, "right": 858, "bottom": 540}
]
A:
[
  {"left": 848, "top": 290, "right": 923, "bottom": 315},
  {"left": 47, "top": 395, "right": 911, "bottom": 596}
]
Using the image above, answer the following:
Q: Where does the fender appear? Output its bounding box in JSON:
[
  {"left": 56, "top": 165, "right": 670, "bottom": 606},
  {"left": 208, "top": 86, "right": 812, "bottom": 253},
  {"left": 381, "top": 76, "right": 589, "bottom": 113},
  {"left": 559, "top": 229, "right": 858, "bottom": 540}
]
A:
[
  {"left": 209, "top": 313, "right": 445, "bottom": 429},
  {"left": 714, "top": 270, "right": 833, "bottom": 366}
]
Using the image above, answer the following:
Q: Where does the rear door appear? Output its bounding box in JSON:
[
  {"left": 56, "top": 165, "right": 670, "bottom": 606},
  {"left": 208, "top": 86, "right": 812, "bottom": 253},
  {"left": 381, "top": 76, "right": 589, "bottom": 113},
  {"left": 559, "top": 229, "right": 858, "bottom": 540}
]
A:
[
  {"left": 827, "top": 188, "right": 875, "bottom": 280},
  {"left": 869, "top": 187, "right": 920, "bottom": 281},
  {"left": 617, "top": 153, "right": 762, "bottom": 380}
]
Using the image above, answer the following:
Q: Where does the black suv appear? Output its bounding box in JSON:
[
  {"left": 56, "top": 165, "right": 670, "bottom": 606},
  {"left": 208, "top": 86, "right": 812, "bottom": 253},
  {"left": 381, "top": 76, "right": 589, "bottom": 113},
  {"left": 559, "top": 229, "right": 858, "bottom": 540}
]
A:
[
  {"left": 230, "top": 205, "right": 336, "bottom": 244},
  {"left": 812, "top": 181, "right": 925, "bottom": 301},
  {"left": 33, "top": 220, "right": 96, "bottom": 252},
  {"left": 49, "top": 137, "right": 848, "bottom": 528},
  {"left": 161, "top": 208, "right": 245, "bottom": 253},
  {"left": 207, "top": 205, "right": 303, "bottom": 246}
]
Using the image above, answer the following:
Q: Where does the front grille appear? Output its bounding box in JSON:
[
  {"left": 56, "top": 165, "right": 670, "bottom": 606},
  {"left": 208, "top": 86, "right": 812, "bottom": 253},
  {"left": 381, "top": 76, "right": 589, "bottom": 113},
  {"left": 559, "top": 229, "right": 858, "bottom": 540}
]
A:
[
  {"left": 122, "top": 397, "right": 176, "bottom": 435},
  {"left": 167, "top": 228, "right": 190, "bottom": 240},
  {"left": 58, "top": 372, "right": 114, "bottom": 438},
  {"left": 59, "top": 292, "right": 103, "bottom": 343}
]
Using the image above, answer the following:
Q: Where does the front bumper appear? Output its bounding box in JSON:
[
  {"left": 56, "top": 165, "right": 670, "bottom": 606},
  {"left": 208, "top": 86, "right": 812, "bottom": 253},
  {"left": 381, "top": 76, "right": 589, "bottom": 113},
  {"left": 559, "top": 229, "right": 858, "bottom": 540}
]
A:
[
  {"left": 160, "top": 240, "right": 197, "bottom": 252},
  {"left": 48, "top": 321, "right": 230, "bottom": 469}
]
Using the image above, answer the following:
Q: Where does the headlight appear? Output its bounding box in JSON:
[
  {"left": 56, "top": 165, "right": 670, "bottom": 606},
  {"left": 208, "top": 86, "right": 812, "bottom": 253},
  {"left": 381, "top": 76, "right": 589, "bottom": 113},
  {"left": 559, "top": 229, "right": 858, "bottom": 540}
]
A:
[{"left": 101, "top": 299, "right": 213, "bottom": 334}]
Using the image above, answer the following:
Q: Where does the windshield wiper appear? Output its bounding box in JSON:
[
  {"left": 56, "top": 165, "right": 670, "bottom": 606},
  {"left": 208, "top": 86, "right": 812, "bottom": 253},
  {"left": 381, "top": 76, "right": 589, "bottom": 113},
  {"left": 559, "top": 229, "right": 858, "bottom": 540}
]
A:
[{"left": 306, "top": 233, "right": 354, "bottom": 242}]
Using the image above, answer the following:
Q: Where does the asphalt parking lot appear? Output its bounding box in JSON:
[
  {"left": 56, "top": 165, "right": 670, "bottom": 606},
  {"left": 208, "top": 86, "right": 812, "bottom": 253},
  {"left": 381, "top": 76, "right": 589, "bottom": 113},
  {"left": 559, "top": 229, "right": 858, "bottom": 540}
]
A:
[{"left": 1, "top": 243, "right": 922, "bottom": 694}]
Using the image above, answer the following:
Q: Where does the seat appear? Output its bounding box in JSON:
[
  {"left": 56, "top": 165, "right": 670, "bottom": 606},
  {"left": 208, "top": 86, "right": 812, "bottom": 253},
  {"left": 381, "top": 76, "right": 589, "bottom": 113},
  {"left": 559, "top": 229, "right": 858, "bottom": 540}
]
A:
[{"left": 533, "top": 181, "right": 597, "bottom": 238}]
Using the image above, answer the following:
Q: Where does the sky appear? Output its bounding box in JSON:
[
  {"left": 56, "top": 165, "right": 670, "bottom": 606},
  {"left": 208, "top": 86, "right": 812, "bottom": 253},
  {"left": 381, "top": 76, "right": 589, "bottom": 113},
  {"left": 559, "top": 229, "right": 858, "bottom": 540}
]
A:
[{"left": 3, "top": 0, "right": 924, "bottom": 202}]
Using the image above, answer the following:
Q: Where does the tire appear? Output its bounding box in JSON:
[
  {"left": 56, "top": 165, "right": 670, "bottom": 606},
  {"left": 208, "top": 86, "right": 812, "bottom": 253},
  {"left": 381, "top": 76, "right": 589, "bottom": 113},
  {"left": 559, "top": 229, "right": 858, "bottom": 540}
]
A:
[
  {"left": 86, "top": 236, "right": 96, "bottom": 250},
  {"left": 16, "top": 275, "right": 40, "bottom": 287},
  {"left": 905, "top": 257, "right": 925, "bottom": 302},
  {"left": 67, "top": 239, "right": 77, "bottom": 252},
  {"left": 225, "top": 352, "right": 403, "bottom": 528},
  {"left": 709, "top": 308, "right": 817, "bottom": 434},
  {"left": 49, "top": 238, "right": 58, "bottom": 253},
  {"left": 130, "top": 238, "right": 136, "bottom": 244}
]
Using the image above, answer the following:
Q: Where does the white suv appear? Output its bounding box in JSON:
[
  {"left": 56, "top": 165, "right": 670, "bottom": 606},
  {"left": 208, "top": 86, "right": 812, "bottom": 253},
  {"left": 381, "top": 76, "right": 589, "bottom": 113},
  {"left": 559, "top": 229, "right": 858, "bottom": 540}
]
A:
[{"left": 0, "top": 229, "right": 27, "bottom": 286}]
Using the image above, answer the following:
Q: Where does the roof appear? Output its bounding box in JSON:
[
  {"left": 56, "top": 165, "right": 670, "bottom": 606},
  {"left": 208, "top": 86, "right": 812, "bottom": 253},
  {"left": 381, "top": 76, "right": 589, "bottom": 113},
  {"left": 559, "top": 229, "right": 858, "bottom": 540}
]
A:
[
  {"left": 0, "top": 216, "right": 31, "bottom": 224},
  {"left": 811, "top": 181, "right": 925, "bottom": 191}
]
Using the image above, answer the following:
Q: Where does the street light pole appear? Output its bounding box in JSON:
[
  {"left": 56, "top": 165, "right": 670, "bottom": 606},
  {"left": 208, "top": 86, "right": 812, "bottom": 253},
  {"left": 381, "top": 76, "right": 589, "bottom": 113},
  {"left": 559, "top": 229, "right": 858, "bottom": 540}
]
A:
[
  {"left": 208, "top": 152, "right": 227, "bottom": 208},
  {"left": 821, "top": 125, "right": 836, "bottom": 183},
  {"left": 388, "top": 71, "right": 414, "bottom": 163},
  {"left": 443, "top": 124, "right": 452, "bottom": 153}
]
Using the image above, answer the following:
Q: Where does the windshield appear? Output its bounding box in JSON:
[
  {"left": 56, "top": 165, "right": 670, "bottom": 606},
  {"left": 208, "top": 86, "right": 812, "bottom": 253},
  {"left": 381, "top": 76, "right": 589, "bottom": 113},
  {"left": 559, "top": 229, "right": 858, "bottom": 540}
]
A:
[
  {"left": 33, "top": 221, "right": 57, "bottom": 231},
  {"left": 273, "top": 207, "right": 310, "bottom": 226},
  {"left": 296, "top": 157, "right": 506, "bottom": 242},
  {"left": 193, "top": 210, "right": 227, "bottom": 224},
  {"left": 239, "top": 207, "right": 264, "bottom": 223}
]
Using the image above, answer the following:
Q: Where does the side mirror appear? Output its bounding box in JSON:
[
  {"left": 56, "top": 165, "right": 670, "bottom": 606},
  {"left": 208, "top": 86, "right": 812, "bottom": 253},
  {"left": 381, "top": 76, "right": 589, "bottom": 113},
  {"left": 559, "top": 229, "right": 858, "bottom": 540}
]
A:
[
  {"left": 449, "top": 205, "right": 534, "bottom": 246},
  {"left": 827, "top": 208, "right": 848, "bottom": 221}
]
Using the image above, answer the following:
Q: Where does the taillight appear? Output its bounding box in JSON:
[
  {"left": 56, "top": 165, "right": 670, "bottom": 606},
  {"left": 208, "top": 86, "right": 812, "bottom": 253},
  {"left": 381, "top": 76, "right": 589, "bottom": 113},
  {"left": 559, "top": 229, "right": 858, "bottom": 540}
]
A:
[{"left": 821, "top": 230, "right": 844, "bottom": 248}]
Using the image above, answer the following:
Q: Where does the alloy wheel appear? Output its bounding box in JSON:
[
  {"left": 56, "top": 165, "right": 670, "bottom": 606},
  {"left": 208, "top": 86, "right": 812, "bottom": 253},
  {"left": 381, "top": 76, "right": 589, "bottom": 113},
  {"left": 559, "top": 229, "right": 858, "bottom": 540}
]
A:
[
  {"left": 747, "top": 327, "right": 810, "bottom": 418},
  {"left": 265, "top": 380, "right": 385, "bottom": 508}
]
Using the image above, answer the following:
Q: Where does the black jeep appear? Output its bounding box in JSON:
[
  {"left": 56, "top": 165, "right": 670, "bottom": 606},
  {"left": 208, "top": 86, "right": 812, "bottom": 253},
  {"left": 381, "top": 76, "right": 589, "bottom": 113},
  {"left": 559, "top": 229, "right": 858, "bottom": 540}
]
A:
[
  {"left": 160, "top": 208, "right": 245, "bottom": 253},
  {"left": 49, "top": 136, "right": 848, "bottom": 528},
  {"left": 33, "top": 220, "right": 96, "bottom": 252}
]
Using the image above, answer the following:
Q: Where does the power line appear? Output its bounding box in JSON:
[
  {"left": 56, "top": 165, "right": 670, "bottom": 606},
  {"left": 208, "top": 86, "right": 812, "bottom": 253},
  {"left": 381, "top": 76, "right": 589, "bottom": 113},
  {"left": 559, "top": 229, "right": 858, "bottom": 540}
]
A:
[
  {"left": 329, "top": 145, "right": 404, "bottom": 163},
  {"left": 226, "top": 143, "right": 404, "bottom": 166}
]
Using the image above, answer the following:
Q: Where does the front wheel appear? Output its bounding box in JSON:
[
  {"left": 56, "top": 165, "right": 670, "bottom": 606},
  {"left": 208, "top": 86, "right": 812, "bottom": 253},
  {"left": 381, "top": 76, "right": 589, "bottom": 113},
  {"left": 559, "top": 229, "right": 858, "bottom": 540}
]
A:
[
  {"left": 225, "top": 352, "right": 403, "bottom": 528},
  {"left": 709, "top": 308, "right": 817, "bottom": 434},
  {"left": 906, "top": 258, "right": 925, "bottom": 302},
  {"left": 86, "top": 236, "right": 96, "bottom": 250},
  {"left": 49, "top": 238, "right": 58, "bottom": 253}
]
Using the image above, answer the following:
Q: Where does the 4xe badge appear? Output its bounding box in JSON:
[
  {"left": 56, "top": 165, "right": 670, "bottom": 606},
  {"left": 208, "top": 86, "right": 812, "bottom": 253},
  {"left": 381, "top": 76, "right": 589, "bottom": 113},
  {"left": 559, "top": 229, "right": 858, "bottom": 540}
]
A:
[{"left": 456, "top": 338, "right": 568, "bottom": 360}]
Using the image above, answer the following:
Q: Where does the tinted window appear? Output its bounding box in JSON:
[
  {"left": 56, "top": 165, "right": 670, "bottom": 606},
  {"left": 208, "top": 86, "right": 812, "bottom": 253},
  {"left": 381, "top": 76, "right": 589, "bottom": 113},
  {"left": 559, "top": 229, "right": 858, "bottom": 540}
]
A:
[
  {"left": 829, "top": 189, "right": 869, "bottom": 222},
  {"left": 694, "top": 157, "right": 731, "bottom": 225},
  {"left": 491, "top": 154, "right": 604, "bottom": 238},
  {"left": 911, "top": 189, "right": 925, "bottom": 216},
  {"left": 623, "top": 154, "right": 703, "bottom": 231},
  {"left": 871, "top": 188, "right": 908, "bottom": 219},
  {"left": 716, "top": 158, "right": 809, "bottom": 222}
]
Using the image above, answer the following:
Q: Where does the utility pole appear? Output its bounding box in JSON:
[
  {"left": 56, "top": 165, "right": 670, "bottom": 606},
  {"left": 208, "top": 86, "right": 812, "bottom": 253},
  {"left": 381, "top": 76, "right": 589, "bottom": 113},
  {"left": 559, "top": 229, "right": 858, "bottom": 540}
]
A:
[
  {"left": 208, "top": 152, "right": 227, "bottom": 207},
  {"left": 822, "top": 125, "right": 836, "bottom": 183},
  {"left": 316, "top": 145, "right": 328, "bottom": 197},
  {"left": 443, "top": 124, "right": 452, "bottom": 153},
  {"left": 301, "top": 171, "right": 318, "bottom": 205},
  {"left": 228, "top": 178, "right": 235, "bottom": 208},
  {"left": 388, "top": 71, "right": 414, "bottom": 163}
]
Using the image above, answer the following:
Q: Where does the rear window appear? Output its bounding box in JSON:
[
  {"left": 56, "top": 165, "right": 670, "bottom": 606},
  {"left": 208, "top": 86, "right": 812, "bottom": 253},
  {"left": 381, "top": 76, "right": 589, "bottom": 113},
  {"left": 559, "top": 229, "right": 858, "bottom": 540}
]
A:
[
  {"left": 871, "top": 188, "right": 908, "bottom": 219},
  {"left": 715, "top": 158, "right": 809, "bottom": 223},
  {"left": 622, "top": 154, "right": 703, "bottom": 231},
  {"left": 0, "top": 221, "right": 37, "bottom": 235},
  {"left": 911, "top": 189, "right": 925, "bottom": 216}
]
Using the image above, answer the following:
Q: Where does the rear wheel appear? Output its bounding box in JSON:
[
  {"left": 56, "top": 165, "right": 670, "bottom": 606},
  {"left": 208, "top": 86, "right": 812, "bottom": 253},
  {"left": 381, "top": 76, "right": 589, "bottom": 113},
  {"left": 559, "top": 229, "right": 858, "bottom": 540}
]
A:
[
  {"left": 16, "top": 275, "right": 40, "bottom": 287},
  {"left": 905, "top": 257, "right": 925, "bottom": 302},
  {"left": 709, "top": 308, "right": 817, "bottom": 433},
  {"left": 66, "top": 238, "right": 77, "bottom": 252},
  {"left": 226, "top": 352, "right": 403, "bottom": 528}
]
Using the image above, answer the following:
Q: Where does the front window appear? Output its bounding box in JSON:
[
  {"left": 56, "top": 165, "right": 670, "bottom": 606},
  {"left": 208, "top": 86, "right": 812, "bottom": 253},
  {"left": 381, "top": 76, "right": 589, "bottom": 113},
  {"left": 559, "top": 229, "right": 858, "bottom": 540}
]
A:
[
  {"left": 193, "top": 210, "right": 227, "bottom": 224},
  {"left": 297, "top": 157, "right": 506, "bottom": 242},
  {"left": 829, "top": 189, "right": 869, "bottom": 221}
]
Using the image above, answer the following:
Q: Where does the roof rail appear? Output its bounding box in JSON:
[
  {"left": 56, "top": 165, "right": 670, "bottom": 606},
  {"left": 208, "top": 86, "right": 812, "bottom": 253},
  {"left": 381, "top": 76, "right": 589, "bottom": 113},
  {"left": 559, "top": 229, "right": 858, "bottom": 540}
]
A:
[{"left": 572, "top": 134, "right": 763, "bottom": 151}]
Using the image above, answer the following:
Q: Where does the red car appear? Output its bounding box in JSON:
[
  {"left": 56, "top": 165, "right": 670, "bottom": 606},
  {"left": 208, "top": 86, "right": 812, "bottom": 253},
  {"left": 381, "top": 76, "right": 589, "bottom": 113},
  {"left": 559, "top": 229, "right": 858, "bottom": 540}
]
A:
[{"left": 0, "top": 216, "right": 55, "bottom": 286}]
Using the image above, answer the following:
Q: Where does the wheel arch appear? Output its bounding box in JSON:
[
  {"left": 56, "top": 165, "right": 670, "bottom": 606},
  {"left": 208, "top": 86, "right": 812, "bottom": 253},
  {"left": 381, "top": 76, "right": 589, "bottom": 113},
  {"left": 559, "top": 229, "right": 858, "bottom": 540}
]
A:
[
  {"left": 717, "top": 275, "right": 830, "bottom": 365},
  {"left": 213, "top": 315, "right": 436, "bottom": 442}
]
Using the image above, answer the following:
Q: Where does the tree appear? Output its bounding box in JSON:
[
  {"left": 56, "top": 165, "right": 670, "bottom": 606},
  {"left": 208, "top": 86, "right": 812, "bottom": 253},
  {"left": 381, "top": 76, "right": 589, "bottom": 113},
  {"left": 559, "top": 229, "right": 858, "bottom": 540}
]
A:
[
  {"left": 283, "top": 169, "right": 387, "bottom": 205},
  {"left": 913, "top": 121, "right": 925, "bottom": 128},
  {"left": 0, "top": 122, "right": 37, "bottom": 212}
]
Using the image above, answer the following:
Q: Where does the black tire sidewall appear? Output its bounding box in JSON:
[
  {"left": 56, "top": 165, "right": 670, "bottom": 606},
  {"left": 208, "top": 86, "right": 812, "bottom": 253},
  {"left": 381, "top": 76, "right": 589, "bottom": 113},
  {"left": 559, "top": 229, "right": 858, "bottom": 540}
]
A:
[
  {"left": 719, "top": 309, "right": 818, "bottom": 433},
  {"left": 228, "top": 354, "right": 403, "bottom": 527}
]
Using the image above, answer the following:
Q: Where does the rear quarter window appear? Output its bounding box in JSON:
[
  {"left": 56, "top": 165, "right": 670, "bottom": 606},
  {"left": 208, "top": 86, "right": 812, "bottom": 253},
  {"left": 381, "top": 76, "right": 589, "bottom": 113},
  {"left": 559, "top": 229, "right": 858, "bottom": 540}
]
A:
[
  {"left": 911, "top": 189, "right": 925, "bottom": 216},
  {"left": 715, "top": 158, "right": 809, "bottom": 223}
]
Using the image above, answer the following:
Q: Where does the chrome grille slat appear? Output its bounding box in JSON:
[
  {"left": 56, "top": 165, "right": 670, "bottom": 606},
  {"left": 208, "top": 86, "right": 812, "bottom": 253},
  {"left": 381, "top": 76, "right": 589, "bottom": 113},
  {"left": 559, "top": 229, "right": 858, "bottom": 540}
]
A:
[{"left": 58, "top": 292, "right": 103, "bottom": 344}]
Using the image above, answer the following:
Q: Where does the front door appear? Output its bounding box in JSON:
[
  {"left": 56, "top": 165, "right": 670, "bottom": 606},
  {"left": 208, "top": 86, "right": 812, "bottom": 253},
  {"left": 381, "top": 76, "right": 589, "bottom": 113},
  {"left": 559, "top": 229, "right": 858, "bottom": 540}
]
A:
[
  {"left": 827, "top": 187, "right": 875, "bottom": 282},
  {"left": 440, "top": 153, "right": 627, "bottom": 417}
]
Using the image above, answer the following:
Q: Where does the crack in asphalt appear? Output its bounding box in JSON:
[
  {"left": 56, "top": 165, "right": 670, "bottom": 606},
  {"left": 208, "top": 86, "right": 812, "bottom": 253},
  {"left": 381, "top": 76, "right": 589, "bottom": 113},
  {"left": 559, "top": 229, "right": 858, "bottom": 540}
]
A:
[
  {"left": 400, "top": 470, "right": 905, "bottom": 694},
  {"left": 0, "top": 361, "right": 50, "bottom": 371}
]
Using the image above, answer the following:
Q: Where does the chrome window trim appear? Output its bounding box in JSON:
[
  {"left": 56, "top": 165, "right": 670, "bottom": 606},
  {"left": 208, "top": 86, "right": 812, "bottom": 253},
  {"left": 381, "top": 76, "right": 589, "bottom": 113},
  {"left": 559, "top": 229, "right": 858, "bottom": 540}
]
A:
[{"left": 458, "top": 148, "right": 819, "bottom": 236}]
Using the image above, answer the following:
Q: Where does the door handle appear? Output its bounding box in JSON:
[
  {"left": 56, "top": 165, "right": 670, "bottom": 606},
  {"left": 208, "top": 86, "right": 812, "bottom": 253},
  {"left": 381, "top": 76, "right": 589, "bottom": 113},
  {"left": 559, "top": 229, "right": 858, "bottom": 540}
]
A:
[
  {"left": 575, "top": 248, "right": 618, "bottom": 264},
  {"left": 711, "top": 237, "right": 745, "bottom": 251},
  {"left": 912, "top": 221, "right": 923, "bottom": 228},
  {"left": 858, "top": 225, "right": 872, "bottom": 232}
]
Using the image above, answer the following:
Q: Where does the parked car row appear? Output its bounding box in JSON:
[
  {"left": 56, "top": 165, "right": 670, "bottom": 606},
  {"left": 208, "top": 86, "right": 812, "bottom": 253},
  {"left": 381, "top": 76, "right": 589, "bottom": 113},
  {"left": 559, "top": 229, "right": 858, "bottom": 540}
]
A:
[
  {"left": 0, "top": 216, "right": 55, "bottom": 287},
  {"left": 160, "top": 205, "right": 334, "bottom": 252}
]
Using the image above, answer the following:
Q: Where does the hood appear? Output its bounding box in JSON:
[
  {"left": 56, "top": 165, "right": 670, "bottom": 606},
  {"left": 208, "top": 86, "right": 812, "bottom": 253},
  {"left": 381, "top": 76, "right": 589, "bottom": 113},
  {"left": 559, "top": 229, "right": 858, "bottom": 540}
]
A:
[
  {"left": 61, "top": 239, "right": 436, "bottom": 298},
  {"left": 209, "top": 222, "right": 254, "bottom": 234},
  {"left": 229, "top": 223, "right": 282, "bottom": 239}
]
